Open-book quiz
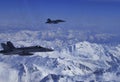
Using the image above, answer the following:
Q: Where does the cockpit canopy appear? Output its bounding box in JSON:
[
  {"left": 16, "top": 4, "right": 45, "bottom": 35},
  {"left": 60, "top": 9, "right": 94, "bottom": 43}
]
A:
[{"left": 35, "top": 45, "right": 42, "bottom": 48}]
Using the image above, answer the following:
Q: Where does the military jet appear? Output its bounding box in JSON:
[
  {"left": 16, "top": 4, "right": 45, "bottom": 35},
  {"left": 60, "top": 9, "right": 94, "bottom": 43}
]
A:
[
  {"left": 0, "top": 41, "right": 54, "bottom": 56},
  {"left": 46, "top": 18, "right": 65, "bottom": 24}
]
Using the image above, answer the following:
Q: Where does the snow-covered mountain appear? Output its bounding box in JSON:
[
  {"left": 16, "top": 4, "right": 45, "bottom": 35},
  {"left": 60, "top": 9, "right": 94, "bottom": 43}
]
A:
[{"left": 0, "top": 30, "right": 120, "bottom": 82}]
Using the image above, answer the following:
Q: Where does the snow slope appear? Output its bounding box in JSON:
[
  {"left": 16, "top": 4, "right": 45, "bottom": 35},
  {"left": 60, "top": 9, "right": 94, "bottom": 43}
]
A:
[{"left": 0, "top": 30, "right": 120, "bottom": 82}]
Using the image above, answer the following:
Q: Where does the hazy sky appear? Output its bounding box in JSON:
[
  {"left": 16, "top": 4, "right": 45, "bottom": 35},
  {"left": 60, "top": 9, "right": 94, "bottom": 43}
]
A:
[{"left": 0, "top": 0, "right": 120, "bottom": 33}]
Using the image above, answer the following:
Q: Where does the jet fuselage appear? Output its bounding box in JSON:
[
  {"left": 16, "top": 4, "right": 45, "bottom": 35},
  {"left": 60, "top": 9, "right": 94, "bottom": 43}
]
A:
[{"left": 0, "top": 41, "right": 54, "bottom": 56}]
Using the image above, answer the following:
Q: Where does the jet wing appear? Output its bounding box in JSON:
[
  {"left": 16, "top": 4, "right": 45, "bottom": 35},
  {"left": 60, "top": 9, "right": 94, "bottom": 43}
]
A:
[{"left": 19, "top": 52, "right": 33, "bottom": 56}]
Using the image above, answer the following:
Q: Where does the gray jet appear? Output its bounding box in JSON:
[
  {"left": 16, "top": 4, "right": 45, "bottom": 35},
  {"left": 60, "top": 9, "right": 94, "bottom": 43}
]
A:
[
  {"left": 0, "top": 41, "right": 54, "bottom": 56},
  {"left": 46, "top": 18, "right": 65, "bottom": 24}
]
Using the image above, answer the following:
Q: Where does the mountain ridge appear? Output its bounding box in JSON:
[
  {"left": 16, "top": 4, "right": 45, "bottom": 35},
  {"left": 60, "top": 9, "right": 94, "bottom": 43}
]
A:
[{"left": 0, "top": 30, "right": 120, "bottom": 82}]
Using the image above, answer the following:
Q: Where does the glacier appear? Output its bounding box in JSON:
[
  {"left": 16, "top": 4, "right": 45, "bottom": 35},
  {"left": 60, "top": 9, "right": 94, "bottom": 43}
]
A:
[{"left": 0, "top": 30, "right": 120, "bottom": 82}]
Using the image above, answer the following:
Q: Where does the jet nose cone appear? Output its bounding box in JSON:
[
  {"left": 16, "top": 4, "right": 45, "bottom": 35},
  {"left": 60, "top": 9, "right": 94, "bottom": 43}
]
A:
[
  {"left": 46, "top": 48, "right": 54, "bottom": 52},
  {"left": 49, "top": 49, "right": 54, "bottom": 51}
]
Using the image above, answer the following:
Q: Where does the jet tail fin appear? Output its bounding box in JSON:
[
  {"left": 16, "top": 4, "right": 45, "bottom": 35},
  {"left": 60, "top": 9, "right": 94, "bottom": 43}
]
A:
[
  {"left": 1, "top": 41, "right": 15, "bottom": 51},
  {"left": 1, "top": 43, "right": 10, "bottom": 50},
  {"left": 47, "top": 18, "right": 51, "bottom": 22},
  {"left": 7, "top": 41, "right": 15, "bottom": 49}
]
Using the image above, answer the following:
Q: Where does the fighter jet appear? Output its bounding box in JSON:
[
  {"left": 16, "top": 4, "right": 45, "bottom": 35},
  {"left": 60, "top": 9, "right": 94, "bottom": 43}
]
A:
[
  {"left": 46, "top": 18, "right": 65, "bottom": 24},
  {"left": 0, "top": 41, "right": 54, "bottom": 56}
]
